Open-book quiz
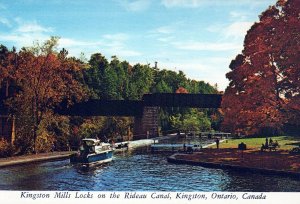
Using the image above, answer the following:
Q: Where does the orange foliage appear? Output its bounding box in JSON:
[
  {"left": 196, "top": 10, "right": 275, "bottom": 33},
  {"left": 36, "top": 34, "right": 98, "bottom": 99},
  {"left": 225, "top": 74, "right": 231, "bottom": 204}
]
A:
[
  {"left": 1, "top": 38, "right": 87, "bottom": 152},
  {"left": 222, "top": 0, "right": 300, "bottom": 135},
  {"left": 175, "top": 87, "right": 188, "bottom": 93}
]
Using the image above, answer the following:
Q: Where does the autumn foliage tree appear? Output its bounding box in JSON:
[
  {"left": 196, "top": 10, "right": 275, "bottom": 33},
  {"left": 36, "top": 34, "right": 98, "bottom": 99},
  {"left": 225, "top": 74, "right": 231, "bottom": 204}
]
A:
[
  {"left": 2, "top": 37, "right": 87, "bottom": 152},
  {"left": 175, "top": 87, "right": 188, "bottom": 93},
  {"left": 222, "top": 0, "right": 300, "bottom": 136}
]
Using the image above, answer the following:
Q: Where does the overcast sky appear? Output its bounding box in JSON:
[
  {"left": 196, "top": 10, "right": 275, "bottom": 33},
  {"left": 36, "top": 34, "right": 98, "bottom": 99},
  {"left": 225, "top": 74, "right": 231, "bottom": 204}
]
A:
[{"left": 0, "top": 0, "right": 276, "bottom": 90}]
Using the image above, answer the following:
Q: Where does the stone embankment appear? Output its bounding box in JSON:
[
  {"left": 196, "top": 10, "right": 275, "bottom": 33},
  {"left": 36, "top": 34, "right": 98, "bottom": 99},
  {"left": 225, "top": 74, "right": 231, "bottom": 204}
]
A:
[
  {"left": 0, "top": 151, "right": 75, "bottom": 168},
  {"left": 167, "top": 148, "right": 300, "bottom": 178}
]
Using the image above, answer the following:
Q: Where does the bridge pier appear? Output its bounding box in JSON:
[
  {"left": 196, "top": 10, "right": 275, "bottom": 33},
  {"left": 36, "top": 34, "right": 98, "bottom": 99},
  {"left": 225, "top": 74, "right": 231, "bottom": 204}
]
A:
[{"left": 133, "top": 106, "right": 159, "bottom": 140}]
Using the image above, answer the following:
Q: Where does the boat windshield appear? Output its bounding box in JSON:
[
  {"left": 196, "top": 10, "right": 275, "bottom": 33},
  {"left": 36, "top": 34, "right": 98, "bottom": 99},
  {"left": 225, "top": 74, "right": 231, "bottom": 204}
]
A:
[
  {"left": 80, "top": 143, "right": 95, "bottom": 154},
  {"left": 101, "top": 145, "right": 110, "bottom": 151}
]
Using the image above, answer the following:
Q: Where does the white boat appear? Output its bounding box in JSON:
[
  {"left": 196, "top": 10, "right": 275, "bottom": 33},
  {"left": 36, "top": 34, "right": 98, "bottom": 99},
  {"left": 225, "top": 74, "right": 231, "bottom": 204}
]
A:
[{"left": 70, "top": 138, "right": 113, "bottom": 167}]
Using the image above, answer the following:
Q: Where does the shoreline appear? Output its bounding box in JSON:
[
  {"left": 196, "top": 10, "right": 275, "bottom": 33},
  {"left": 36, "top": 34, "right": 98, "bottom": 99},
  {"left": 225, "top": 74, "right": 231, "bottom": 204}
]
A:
[
  {"left": 167, "top": 148, "right": 300, "bottom": 179},
  {"left": 0, "top": 151, "right": 75, "bottom": 168},
  {"left": 0, "top": 137, "right": 159, "bottom": 168},
  {"left": 167, "top": 154, "right": 300, "bottom": 179}
]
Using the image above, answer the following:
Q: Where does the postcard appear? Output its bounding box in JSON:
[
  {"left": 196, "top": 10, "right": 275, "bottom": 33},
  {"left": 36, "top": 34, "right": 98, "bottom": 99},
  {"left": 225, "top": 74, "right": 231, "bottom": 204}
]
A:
[{"left": 0, "top": 0, "right": 299, "bottom": 204}]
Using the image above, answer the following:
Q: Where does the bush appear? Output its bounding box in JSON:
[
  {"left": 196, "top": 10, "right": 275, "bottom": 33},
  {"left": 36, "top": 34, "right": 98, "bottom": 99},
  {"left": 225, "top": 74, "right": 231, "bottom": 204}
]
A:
[
  {"left": 0, "top": 139, "right": 15, "bottom": 157},
  {"left": 35, "top": 132, "right": 56, "bottom": 153},
  {"left": 14, "top": 114, "right": 35, "bottom": 154},
  {"left": 37, "top": 114, "right": 71, "bottom": 152}
]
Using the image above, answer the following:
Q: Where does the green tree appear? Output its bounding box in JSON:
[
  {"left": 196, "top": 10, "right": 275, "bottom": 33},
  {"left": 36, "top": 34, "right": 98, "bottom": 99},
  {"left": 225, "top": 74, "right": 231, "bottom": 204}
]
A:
[
  {"left": 153, "top": 80, "right": 172, "bottom": 93},
  {"left": 128, "top": 63, "right": 154, "bottom": 99},
  {"left": 101, "top": 66, "right": 118, "bottom": 99},
  {"left": 84, "top": 53, "right": 109, "bottom": 99},
  {"left": 109, "top": 56, "right": 131, "bottom": 99}
]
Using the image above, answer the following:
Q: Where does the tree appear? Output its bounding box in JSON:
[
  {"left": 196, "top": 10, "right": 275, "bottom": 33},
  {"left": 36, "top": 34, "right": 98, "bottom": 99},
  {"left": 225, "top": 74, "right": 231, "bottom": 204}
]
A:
[
  {"left": 222, "top": 0, "right": 300, "bottom": 135},
  {"left": 153, "top": 80, "right": 172, "bottom": 93},
  {"left": 0, "top": 45, "right": 11, "bottom": 85},
  {"left": 36, "top": 114, "right": 70, "bottom": 152},
  {"left": 0, "top": 45, "right": 18, "bottom": 98},
  {"left": 101, "top": 66, "right": 118, "bottom": 99},
  {"left": 176, "top": 87, "right": 188, "bottom": 93},
  {"left": 6, "top": 37, "right": 87, "bottom": 152},
  {"left": 128, "top": 63, "right": 154, "bottom": 100},
  {"left": 84, "top": 53, "right": 109, "bottom": 99},
  {"left": 169, "top": 110, "right": 211, "bottom": 133},
  {"left": 152, "top": 69, "right": 188, "bottom": 93},
  {"left": 109, "top": 56, "right": 130, "bottom": 99}
]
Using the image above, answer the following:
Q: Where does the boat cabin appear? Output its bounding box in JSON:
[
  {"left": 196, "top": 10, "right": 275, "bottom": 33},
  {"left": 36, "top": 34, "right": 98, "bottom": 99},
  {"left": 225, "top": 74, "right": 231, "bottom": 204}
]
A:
[{"left": 80, "top": 138, "right": 111, "bottom": 154}]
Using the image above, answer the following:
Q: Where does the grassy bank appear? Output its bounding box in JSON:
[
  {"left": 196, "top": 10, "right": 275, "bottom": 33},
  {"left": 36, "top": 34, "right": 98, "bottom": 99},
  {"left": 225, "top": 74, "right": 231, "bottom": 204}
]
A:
[
  {"left": 218, "top": 136, "right": 300, "bottom": 150},
  {"left": 170, "top": 135, "right": 300, "bottom": 174}
]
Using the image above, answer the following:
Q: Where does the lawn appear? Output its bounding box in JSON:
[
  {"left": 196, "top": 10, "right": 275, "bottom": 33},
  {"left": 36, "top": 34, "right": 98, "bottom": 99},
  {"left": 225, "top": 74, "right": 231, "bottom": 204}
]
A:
[
  {"left": 173, "top": 136, "right": 300, "bottom": 173},
  {"left": 218, "top": 136, "right": 300, "bottom": 150}
]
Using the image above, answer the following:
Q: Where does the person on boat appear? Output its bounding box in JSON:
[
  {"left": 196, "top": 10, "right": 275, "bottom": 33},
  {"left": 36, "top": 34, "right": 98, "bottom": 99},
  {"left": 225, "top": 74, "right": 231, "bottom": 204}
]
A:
[{"left": 110, "top": 139, "right": 115, "bottom": 148}]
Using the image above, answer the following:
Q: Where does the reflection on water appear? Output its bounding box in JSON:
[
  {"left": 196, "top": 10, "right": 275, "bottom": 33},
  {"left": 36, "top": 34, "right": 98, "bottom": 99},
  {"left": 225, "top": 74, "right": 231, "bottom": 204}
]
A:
[{"left": 0, "top": 147, "right": 300, "bottom": 191}]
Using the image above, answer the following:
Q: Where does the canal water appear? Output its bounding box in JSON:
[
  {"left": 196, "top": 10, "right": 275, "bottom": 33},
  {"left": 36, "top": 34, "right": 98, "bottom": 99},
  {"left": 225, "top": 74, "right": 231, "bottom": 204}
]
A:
[{"left": 1, "top": 146, "right": 300, "bottom": 191}]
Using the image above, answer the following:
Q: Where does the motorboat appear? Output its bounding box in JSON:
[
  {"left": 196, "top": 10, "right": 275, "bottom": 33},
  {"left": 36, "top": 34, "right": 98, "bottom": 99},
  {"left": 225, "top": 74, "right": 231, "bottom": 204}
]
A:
[{"left": 70, "top": 138, "right": 113, "bottom": 167}]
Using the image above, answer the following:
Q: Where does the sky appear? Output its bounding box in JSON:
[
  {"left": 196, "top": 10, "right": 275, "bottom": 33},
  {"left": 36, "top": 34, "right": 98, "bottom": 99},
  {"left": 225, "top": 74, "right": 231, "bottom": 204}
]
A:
[{"left": 0, "top": 0, "right": 276, "bottom": 90}]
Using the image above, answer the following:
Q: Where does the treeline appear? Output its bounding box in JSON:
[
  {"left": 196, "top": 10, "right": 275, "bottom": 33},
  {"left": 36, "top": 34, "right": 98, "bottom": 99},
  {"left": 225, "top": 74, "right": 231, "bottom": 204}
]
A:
[{"left": 0, "top": 37, "right": 220, "bottom": 156}]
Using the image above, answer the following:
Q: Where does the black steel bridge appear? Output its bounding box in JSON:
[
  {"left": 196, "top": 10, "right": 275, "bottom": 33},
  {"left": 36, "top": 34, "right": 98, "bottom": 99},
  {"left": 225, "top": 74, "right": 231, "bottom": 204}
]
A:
[{"left": 57, "top": 93, "right": 222, "bottom": 139}]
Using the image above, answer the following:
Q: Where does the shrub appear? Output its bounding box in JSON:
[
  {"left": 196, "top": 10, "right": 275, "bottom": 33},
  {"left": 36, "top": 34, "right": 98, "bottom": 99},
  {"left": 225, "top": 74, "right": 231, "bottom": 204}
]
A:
[
  {"left": 37, "top": 114, "right": 70, "bottom": 152},
  {"left": 35, "top": 132, "right": 56, "bottom": 153},
  {"left": 0, "top": 138, "right": 15, "bottom": 157}
]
